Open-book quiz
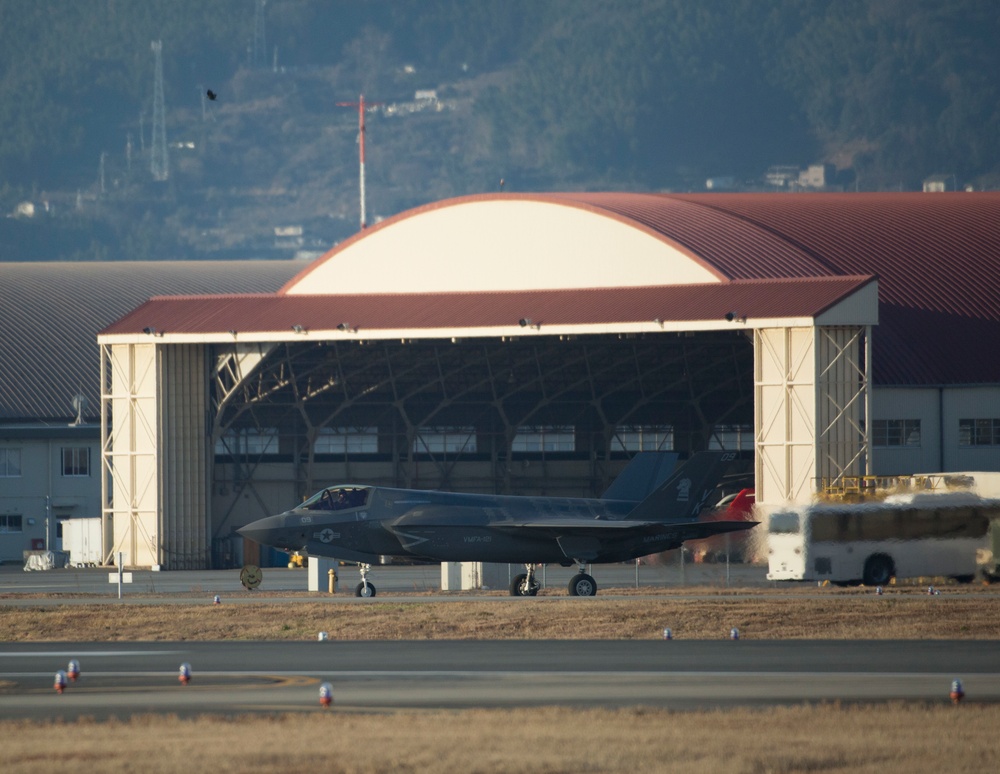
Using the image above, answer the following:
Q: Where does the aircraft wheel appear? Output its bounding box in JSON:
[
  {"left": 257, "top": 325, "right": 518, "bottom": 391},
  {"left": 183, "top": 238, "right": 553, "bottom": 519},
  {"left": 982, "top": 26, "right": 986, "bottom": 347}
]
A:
[
  {"left": 568, "top": 573, "right": 597, "bottom": 597},
  {"left": 355, "top": 581, "right": 377, "bottom": 598},
  {"left": 862, "top": 554, "right": 894, "bottom": 587},
  {"left": 510, "top": 573, "right": 527, "bottom": 596}
]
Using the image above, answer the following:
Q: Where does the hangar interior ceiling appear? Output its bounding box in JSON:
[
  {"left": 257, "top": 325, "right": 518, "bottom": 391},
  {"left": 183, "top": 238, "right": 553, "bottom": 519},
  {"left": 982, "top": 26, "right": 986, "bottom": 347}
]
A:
[{"left": 210, "top": 330, "right": 756, "bottom": 506}]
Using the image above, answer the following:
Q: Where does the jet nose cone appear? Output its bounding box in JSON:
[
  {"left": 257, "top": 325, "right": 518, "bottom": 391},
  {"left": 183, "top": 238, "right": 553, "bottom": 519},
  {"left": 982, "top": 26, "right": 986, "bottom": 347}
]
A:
[{"left": 238, "top": 514, "right": 285, "bottom": 545}]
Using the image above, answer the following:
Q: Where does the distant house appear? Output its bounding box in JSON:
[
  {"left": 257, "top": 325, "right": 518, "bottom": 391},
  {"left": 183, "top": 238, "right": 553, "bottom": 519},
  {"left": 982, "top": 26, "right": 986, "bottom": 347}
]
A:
[
  {"left": 414, "top": 89, "right": 438, "bottom": 102},
  {"left": 274, "top": 225, "right": 304, "bottom": 249},
  {"left": 798, "top": 164, "right": 834, "bottom": 189},
  {"left": 764, "top": 165, "right": 800, "bottom": 188},
  {"left": 705, "top": 176, "right": 736, "bottom": 191},
  {"left": 923, "top": 174, "right": 957, "bottom": 192}
]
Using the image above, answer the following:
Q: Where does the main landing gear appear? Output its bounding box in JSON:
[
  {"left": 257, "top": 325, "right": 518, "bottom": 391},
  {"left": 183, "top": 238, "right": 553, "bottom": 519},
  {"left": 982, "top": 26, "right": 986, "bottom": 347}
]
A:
[
  {"left": 568, "top": 564, "right": 597, "bottom": 597},
  {"left": 510, "top": 564, "right": 541, "bottom": 596},
  {"left": 508, "top": 563, "right": 599, "bottom": 597},
  {"left": 354, "top": 563, "right": 376, "bottom": 597}
]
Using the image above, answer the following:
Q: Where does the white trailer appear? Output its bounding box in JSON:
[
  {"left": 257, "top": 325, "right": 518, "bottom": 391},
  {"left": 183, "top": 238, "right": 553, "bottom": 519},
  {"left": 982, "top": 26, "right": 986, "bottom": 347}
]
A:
[{"left": 61, "top": 518, "right": 102, "bottom": 566}]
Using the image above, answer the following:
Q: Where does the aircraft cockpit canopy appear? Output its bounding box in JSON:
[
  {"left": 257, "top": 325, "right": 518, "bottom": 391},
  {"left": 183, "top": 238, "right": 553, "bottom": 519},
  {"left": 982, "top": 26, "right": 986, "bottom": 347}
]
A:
[{"left": 301, "top": 486, "right": 371, "bottom": 511}]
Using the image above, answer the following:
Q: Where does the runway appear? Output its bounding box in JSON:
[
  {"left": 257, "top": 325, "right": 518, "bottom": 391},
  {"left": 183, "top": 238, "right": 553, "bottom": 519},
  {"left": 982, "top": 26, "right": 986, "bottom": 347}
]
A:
[{"left": 2, "top": 640, "right": 997, "bottom": 720}]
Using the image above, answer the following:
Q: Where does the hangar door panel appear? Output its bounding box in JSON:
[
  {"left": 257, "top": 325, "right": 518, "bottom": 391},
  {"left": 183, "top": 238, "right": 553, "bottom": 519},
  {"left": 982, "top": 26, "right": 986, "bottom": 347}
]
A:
[
  {"left": 102, "top": 343, "right": 159, "bottom": 567},
  {"left": 755, "top": 327, "right": 816, "bottom": 505}
]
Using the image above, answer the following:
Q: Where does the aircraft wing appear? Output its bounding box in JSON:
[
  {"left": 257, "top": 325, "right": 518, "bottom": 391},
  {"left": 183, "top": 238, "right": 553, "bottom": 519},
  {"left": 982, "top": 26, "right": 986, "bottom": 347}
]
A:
[
  {"left": 492, "top": 519, "right": 757, "bottom": 561},
  {"left": 497, "top": 519, "right": 756, "bottom": 536}
]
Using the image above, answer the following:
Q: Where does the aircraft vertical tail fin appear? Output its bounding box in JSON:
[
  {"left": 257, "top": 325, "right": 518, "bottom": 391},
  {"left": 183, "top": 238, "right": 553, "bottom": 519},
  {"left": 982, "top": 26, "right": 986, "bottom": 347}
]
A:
[
  {"left": 624, "top": 451, "right": 735, "bottom": 522},
  {"left": 601, "top": 452, "right": 679, "bottom": 501}
]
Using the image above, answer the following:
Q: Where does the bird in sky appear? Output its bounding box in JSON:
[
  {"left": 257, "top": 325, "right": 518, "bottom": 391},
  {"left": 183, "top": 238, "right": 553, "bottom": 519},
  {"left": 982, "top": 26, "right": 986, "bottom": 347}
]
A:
[{"left": 206, "top": 89, "right": 217, "bottom": 101}]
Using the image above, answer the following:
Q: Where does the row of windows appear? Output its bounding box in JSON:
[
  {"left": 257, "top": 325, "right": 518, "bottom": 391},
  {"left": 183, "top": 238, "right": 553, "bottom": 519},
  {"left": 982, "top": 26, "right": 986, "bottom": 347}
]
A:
[
  {"left": 871, "top": 418, "right": 1000, "bottom": 448},
  {"left": 0, "top": 514, "right": 22, "bottom": 533},
  {"left": 215, "top": 425, "right": 711, "bottom": 455},
  {"left": 959, "top": 418, "right": 1000, "bottom": 447},
  {"left": 215, "top": 418, "right": 1000, "bottom": 455},
  {"left": 214, "top": 424, "right": 762, "bottom": 455},
  {"left": 0, "top": 448, "right": 90, "bottom": 478},
  {"left": 870, "top": 418, "right": 1000, "bottom": 448},
  {"left": 6, "top": 420, "right": 999, "bottom": 475}
]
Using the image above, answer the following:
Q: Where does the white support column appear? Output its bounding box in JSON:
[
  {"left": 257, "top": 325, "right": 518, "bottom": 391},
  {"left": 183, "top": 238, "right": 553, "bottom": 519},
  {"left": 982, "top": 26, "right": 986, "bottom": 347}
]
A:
[
  {"left": 755, "top": 327, "right": 817, "bottom": 506},
  {"left": 102, "top": 342, "right": 160, "bottom": 567},
  {"left": 308, "top": 556, "right": 337, "bottom": 592},
  {"left": 102, "top": 341, "right": 213, "bottom": 569},
  {"left": 441, "top": 561, "right": 462, "bottom": 590}
]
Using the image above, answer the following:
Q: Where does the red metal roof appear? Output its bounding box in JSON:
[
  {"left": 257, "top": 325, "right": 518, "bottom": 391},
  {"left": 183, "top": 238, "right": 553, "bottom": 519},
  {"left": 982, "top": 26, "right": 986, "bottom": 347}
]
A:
[
  {"left": 0, "top": 260, "right": 300, "bottom": 422},
  {"left": 104, "top": 192, "right": 1000, "bottom": 386},
  {"left": 101, "top": 277, "right": 872, "bottom": 336}
]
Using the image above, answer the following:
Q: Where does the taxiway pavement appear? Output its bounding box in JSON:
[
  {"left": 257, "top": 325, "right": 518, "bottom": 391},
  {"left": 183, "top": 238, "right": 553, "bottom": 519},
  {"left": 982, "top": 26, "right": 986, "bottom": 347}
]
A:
[{"left": 2, "top": 640, "right": 996, "bottom": 720}]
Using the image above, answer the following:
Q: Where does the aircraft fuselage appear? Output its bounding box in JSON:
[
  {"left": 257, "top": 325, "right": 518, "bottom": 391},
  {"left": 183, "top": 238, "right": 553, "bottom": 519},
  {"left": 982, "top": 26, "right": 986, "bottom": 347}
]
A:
[{"left": 240, "top": 486, "right": 671, "bottom": 565}]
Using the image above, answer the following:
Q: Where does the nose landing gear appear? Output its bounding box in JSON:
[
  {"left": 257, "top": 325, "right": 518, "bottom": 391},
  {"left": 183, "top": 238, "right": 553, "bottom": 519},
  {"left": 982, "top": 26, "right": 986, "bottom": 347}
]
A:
[{"left": 354, "top": 563, "right": 376, "bottom": 597}]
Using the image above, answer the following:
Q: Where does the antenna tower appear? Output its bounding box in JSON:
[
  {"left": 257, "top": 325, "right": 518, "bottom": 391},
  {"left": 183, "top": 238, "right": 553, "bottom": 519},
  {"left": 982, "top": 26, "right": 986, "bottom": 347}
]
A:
[
  {"left": 252, "top": 0, "right": 267, "bottom": 68},
  {"left": 336, "top": 94, "right": 382, "bottom": 231},
  {"left": 150, "top": 40, "right": 169, "bottom": 181}
]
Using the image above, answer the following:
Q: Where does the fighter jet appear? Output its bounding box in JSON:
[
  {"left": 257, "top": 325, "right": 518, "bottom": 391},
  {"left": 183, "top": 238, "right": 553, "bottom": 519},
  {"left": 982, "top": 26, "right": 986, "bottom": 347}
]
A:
[{"left": 238, "top": 451, "right": 756, "bottom": 597}]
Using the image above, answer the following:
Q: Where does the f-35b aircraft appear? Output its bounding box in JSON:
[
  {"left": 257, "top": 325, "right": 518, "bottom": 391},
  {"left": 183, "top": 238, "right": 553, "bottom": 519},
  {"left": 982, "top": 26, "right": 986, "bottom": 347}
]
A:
[{"left": 239, "top": 451, "right": 757, "bottom": 597}]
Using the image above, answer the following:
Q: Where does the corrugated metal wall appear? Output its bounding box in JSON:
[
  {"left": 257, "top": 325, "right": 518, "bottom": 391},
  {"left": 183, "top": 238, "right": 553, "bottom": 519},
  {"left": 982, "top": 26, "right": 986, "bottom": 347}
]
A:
[{"left": 158, "top": 345, "right": 209, "bottom": 569}]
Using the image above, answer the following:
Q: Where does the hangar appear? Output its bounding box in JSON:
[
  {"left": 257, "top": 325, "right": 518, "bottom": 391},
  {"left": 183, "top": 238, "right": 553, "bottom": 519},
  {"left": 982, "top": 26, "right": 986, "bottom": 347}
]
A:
[
  {"left": 0, "top": 260, "right": 301, "bottom": 563},
  {"left": 96, "top": 192, "right": 1000, "bottom": 569}
]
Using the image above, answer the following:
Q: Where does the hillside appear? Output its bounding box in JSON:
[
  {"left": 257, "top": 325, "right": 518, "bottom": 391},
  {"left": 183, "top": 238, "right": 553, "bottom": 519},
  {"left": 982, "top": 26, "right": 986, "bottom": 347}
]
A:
[{"left": 2, "top": 0, "right": 999, "bottom": 261}]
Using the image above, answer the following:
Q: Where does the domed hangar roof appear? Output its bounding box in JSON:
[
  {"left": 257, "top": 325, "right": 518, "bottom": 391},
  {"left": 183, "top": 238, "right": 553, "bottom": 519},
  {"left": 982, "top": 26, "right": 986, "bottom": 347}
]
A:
[{"left": 102, "top": 192, "right": 1000, "bottom": 386}]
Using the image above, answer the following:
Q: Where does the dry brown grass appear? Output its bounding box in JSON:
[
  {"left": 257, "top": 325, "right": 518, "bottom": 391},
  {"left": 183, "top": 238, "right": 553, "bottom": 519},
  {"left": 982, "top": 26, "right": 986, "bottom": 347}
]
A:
[
  {"left": 2, "top": 703, "right": 998, "bottom": 773},
  {"left": 4, "top": 587, "right": 999, "bottom": 771},
  {"left": 3, "top": 586, "right": 1000, "bottom": 641}
]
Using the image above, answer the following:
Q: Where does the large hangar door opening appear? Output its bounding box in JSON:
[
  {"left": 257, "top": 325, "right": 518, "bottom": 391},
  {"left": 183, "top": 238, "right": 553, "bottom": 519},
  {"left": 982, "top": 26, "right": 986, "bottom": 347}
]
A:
[{"left": 208, "top": 331, "right": 755, "bottom": 557}]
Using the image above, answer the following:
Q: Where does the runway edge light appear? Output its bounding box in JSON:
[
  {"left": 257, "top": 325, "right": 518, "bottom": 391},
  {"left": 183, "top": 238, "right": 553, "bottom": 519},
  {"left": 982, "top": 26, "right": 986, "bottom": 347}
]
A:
[
  {"left": 67, "top": 659, "right": 80, "bottom": 681},
  {"left": 54, "top": 670, "right": 67, "bottom": 694},
  {"left": 950, "top": 679, "right": 965, "bottom": 704},
  {"left": 318, "top": 631, "right": 329, "bottom": 642},
  {"left": 319, "top": 682, "right": 333, "bottom": 708},
  {"left": 662, "top": 627, "right": 672, "bottom": 640},
  {"left": 179, "top": 663, "right": 191, "bottom": 685},
  {"left": 730, "top": 627, "right": 740, "bottom": 640}
]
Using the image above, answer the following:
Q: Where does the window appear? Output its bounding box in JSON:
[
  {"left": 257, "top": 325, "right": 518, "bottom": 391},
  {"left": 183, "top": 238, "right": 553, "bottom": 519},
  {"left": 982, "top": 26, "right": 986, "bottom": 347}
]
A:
[
  {"left": 215, "top": 428, "right": 279, "bottom": 456},
  {"left": 0, "top": 448, "right": 21, "bottom": 477},
  {"left": 709, "top": 425, "right": 754, "bottom": 451},
  {"left": 414, "top": 427, "right": 477, "bottom": 454},
  {"left": 512, "top": 426, "right": 575, "bottom": 452},
  {"left": 959, "top": 418, "right": 1000, "bottom": 446},
  {"left": 611, "top": 425, "right": 673, "bottom": 452},
  {"left": 61, "top": 447, "right": 90, "bottom": 477},
  {"left": 769, "top": 512, "right": 801, "bottom": 535},
  {"left": 0, "top": 514, "right": 23, "bottom": 533},
  {"left": 315, "top": 427, "right": 378, "bottom": 454},
  {"left": 873, "top": 419, "right": 921, "bottom": 447}
]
